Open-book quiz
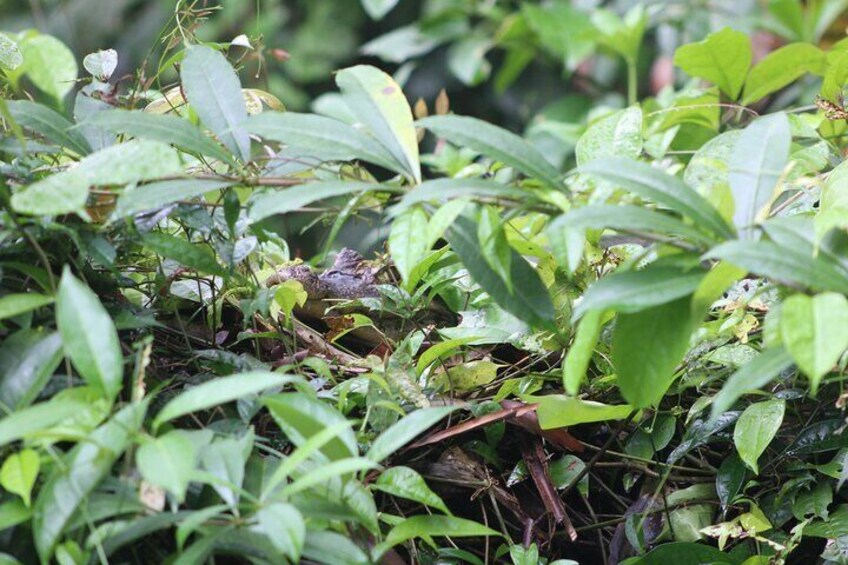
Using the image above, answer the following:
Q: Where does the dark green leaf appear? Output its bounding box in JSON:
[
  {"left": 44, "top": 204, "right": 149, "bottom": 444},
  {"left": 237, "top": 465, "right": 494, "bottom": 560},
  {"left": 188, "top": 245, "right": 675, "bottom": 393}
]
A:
[
  {"left": 143, "top": 232, "right": 226, "bottom": 276},
  {"left": 0, "top": 329, "right": 62, "bottom": 410},
  {"left": 5, "top": 100, "right": 90, "bottom": 155},
  {"left": 373, "top": 466, "right": 449, "bottom": 514},
  {"left": 368, "top": 406, "right": 459, "bottom": 463},
  {"left": 115, "top": 178, "right": 230, "bottom": 218},
  {"left": 248, "top": 181, "right": 381, "bottom": 224},
  {"left": 263, "top": 393, "right": 358, "bottom": 462},
  {"left": 418, "top": 115, "right": 562, "bottom": 189},
  {"left": 447, "top": 213, "right": 555, "bottom": 329}
]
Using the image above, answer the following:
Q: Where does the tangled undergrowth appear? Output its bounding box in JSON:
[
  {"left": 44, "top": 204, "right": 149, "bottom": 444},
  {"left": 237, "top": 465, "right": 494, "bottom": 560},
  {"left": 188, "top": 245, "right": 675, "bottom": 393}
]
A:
[{"left": 2, "top": 2, "right": 848, "bottom": 564}]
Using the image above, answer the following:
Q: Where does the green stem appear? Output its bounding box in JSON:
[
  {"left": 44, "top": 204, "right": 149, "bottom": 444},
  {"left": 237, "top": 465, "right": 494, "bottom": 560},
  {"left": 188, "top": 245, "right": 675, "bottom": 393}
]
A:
[{"left": 626, "top": 56, "right": 638, "bottom": 106}]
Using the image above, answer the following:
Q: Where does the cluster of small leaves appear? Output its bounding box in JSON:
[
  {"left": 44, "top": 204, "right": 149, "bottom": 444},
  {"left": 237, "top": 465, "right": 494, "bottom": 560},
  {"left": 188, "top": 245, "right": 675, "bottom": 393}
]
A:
[{"left": 2, "top": 2, "right": 848, "bottom": 564}]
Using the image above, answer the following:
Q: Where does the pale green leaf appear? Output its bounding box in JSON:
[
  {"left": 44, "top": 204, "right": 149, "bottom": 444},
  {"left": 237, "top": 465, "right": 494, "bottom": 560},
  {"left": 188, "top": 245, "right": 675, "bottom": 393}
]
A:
[
  {"left": 115, "top": 179, "right": 230, "bottom": 218},
  {"left": 136, "top": 431, "right": 198, "bottom": 502},
  {"left": 251, "top": 502, "right": 305, "bottom": 562},
  {"left": 0, "top": 329, "right": 63, "bottom": 410},
  {"left": 248, "top": 181, "right": 381, "bottom": 224},
  {"left": 143, "top": 232, "right": 226, "bottom": 276},
  {"left": 0, "top": 293, "right": 53, "bottom": 321},
  {"left": 181, "top": 45, "right": 250, "bottom": 161},
  {"left": 563, "top": 309, "right": 606, "bottom": 396},
  {"left": 373, "top": 466, "right": 449, "bottom": 514},
  {"left": 781, "top": 293, "right": 848, "bottom": 393},
  {"left": 0, "top": 449, "right": 39, "bottom": 507},
  {"left": 0, "top": 399, "right": 86, "bottom": 447},
  {"left": 56, "top": 267, "right": 123, "bottom": 400},
  {"left": 380, "top": 515, "right": 500, "bottom": 552},
  {"left": 336, "top": 65, "right": 420, "bottom": 183},
  {"left": 733, "top": 399, "right": 785, "bottom": 474},
  {"left": 741, "top": 43, "right": 827, "bottom": 105},
  {"left": 389, "top": 206, "right": 430, "bottom": 284},
  {"left": 5, "top": 100, "right": 91, "bottom": 155},
  {"left": 532, "top": 395, "right": 635, "bottom": 428},
  {"left": 673, "top": 27, "right": 751, "bottom": 99},
  {"left": 368, "top": 406, "right": 459, "bottom": 463},
  {"left": 17, "top": 34, "right": 77, "bottom": 103},
  {"left": 575, "top": 107, "right": 643, "bottom": 166}
]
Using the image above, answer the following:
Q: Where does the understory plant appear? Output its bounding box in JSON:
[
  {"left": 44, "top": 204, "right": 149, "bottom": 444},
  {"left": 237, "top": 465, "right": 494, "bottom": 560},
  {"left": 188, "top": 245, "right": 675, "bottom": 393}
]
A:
[{"left": 1, "top": 3, "right": 848, "bottom": 564}]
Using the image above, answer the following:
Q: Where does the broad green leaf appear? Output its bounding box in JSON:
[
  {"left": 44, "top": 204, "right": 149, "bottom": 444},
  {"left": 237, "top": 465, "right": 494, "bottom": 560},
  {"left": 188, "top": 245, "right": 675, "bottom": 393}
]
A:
[
  {"left": 263, "top": 393, "right": 357, "bottom": 461},
  {"left": 33, "top": 401, "right": 146, "bottom": 562},
  {"left": 0, "top": 293, "right": 53, "bottom": 321},
  {"left": 303, "top": 531, "right": 370, "bottom": 565},
  {"left": 136, "top": 431, "right": 198, "bottom": 502},
  {"left": 336, "top": 65, "right": 421, "bottom": 183},
  {"left": 115, "top": 179, "right": 230, "bottom": 218},
  {"left": 728, "top": 113, "right": 791, "bottom": 238},
  {"left": 16, "top": 34, "right": 77, "bottom": 103},
  {"left": 56, "top": 268, "right": 123, "bottom": 400},
  {"left": 579, "top": 158, "right": 734, "bottom": 239},
  {"left": 373, "top": 466, "right": 449, "bottom": 514},
  {"left": 741, "top": 43, "right": 827, "bottom": 105},
  {"left": 143, "top": 232, "right": 226, "bottom": 276},
  {"left": 627, "top": 542, "right": 737, "bottom": 564},
  {"left": 563, "top": 309, "right": 606, "bottom": 395},
  {"left": 201, "top": 436, "right": 249, "bottom": 507},
  {"left": 5, "top": 100, "right": 91, "bottom": 155},
  {"left": 12, "top": 139, "right": 184, "bottom": 216},
  {"left": 415, "top": 337, "right": 477, "bottom": 374},
  {"left": 0, "top": 33, "right": 22, "bottom": 71},
  {"left": 368, "top": 406, "right": 459, "bottom": 463},
  {"left": 447, "top": 213, "right": 555, "bottom": 329},
  {"left": 805, "top": 504, "right": 848, "bottom": 538},
  {"left": 477, "top": 206, "right": 512, "bottom": 291},
  {"left": 418, "top": 115, "right": 561, "bottom": 189},
  {"left": 532, "top": 395, "right": 635, "bottom": 429},
  {"left": 181, "top": 45, "right": 250, "bottom": 161},
  {"left": 612, "top": 297, "right": 694, "bottom": 408},
  {"left": 0, "top": 399, "right": 85, "bottom": 446},
  {"left": 0, "top": 329, "right": 63, "bottom": 410},
  {"left": 522, "top": 2, "right": 595, "bottom": 71},
  {"left": 248, "top": 181, "right": 381, "bottom": 224},
  {"left": 0, "top": 449, "right": 39, "bottom": 507},
  {"left": 575, "top": 266, "right": 705, "bottom": 319},
  {"left": 389, "top": 206, "right": 430, "bottom": 284},
  {"left": 394, "top": 178, "right": 525, "bottom": 214},
  {"left": 592, "top": 5, "right": 647, "bottom": 63},
  {"left": 780, "top": 293, "right": 848, "bottom": 393},
  {"left": 88, "top": 109, "right": 235, "bottom": 165},
  {"left": 711, "top": 347, "right": 792, "bottom": 419},
  {"left": 361, "top": 0, "right": 400, "bottom": 19},
  {"left": 251, "top": 502, "right": 305, "bottom": 562},
  {"left": 438, "top": 360, "right": 499, "bottom": 392},
  {"left": 550, "top": 204, "right": 717, "bottom": 247},
  {"left": 279, "top": 457, "right": 377, "bottom": 497},
  {"left": 448, "top": 35, "right": 492, "bottom": 86},
  {"left": 575, "top": 107, "right": 643, "bottom": 166},
  {"left": 673, "top": 28, "right": 751, "bottom": 99},
  {"left": 244, "top": 111, "right": 400, "bottom": 172},
  {"left": 705, "top": 240, "right": 848, "bottom": 294},
  {"left": 0, "top": 500, "right": 31, "bottom": 532},
  {"left": 691, "top": 261, "right": 746, "bottom": 320},
  {"left": 153, "top": 371, "right": 297, "bottom": 430},
  {"left": 733, "top": 399, "right": 785, "bottom": 474},
  {"left": 380, "top": 515, "right": 500, "bottom": 552}
]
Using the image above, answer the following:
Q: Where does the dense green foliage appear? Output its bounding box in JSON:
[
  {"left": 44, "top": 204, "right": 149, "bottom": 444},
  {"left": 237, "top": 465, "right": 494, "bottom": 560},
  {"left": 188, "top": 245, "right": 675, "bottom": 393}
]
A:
[{"left": 3, "top": 1, "right": 848, "bottom": 564}]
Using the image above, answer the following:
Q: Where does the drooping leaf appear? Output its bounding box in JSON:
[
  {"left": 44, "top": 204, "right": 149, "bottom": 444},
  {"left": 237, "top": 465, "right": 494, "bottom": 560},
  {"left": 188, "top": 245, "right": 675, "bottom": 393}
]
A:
[
  {"left": 373, "top": 466, "right": 450, "bottom": 514},
  {"left": 705, "top": 240, "right": 848, "bottom": 294},
  {"left": 143, "top": 232, "right": 226, "bottom": 276},
  {"left": 200, "top": 436, "right": 249, "bottom": 507},
  {"left": 563, "top": 309, "right": 607, "bottom": 395},
  {"left": 263, "top": 393, "right": 358, "bottom": 462},
  {"left": 733, "top": 399, "right": 785, "bottom": 474},
  {"left": 418, "top": 115, "right": 562, "bottom": 189},
  {"left": 728, "top": 113, "right": 791, "bottom": 238},
  {"left": 136, "top": 431, "right": 198, "bottom": 502},
  {"left": 115, "top": 179, "right": 231, "bottom": 218},
  {"left": 575, "top": 266, "right": 705, "bottom": 319},
  {"left": 0, "top": 329, "right": 63, "bottom": 410},
  {"left": 367, "top": 406, "right": 459, "bottom": 463},
  {"left": 87, "top": 109, "right": 235, "bottom": 165},
  {"left": 741, "top": 43, "right": 827, "bottom": 105},
  {"left": 5, "top": 100, "right": 91, "bottom": 155},
  {"left": 33, "top": 402, "right": 147, "bottom": 562},
  {"left": 12, "top": 139, "right": 184, "bottom": 216},
  {"left": 780, "top": 293, "right": 848, "bottom": 393},
  {"left": 673, "top": 27, "right": 751, "bottom": 99},
  {"left": 244, "top": 111, "right": 400, "bottom": 172},
  {"left": 336, "top": 65, "right": 421, "bottom": 183},
  {"left": 0, "top": 449, "right": 39, "bottom": 507},
  {"left": 716, "top": 452, "right": 746, "bottom": 510},
  {"left": 251, "top": 502, "right": 305, "bottom": 562},
  {"left": 532, "top": 395, "right": 635, "bottom": 429},
  {"left": 248, "top": 181, "right": 381, "bottom": 224},
  {"left": 550, "top": 204, "right": 717, "bottom": 247},
  {"left": 446, "top": 213, "right": 555, "bottom": 329},
  {"left": 578, "top": 158, "right": 734, "bottom": 239},
  {"left": 379, "top": 515, "right": 501, "bottom": 552},
  {"left": 180, "top": 45, "right": 250, "bottom": 161},
  {"left": 477, "top": 205, "right": 512, "bottom": 291},
  {"left": 710, "top": 346, "right": 794, "bottom": 419},
  {"left": 612, "top": 297, "right": 694, "bottom": 408},
  {"left": 0, "top": 293, "right": 53, "bottom": 321},
  {"left": 361, "top": 0, "right": 401, "bottom": 20},
  {"left": 153, "top": 371, "right": 298, "bottom": 430},
  {"left": 389, "top": 206, "right": 431, "bottom": 284},
  {"left": 394, "top": 178, "right": 525, "bottom": 214},
  {"left": 56, "top": 267, "right": 123, "bottom": 400},
  {"left": 0, "top": 399, "right": 86, "bottom": 447}
]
